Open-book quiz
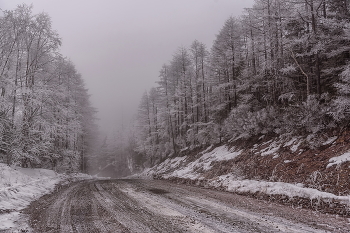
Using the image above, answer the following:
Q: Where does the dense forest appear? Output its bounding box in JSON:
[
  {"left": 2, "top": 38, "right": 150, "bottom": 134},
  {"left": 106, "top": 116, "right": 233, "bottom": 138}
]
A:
[
  {"left": 0, "top": 5, "right": 96, "bottom": 172},
  {"left": 4, "top": 1, "right": 350, "bottom": 177},
  {"left": 134, "top": 0, "right": 350, "bottom": 168}
]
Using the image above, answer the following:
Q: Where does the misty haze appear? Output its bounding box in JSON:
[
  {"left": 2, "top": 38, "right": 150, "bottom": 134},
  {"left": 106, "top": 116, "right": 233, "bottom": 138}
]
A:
[{"left": 1, "top": 0, "right": 350, "bottom": 232}]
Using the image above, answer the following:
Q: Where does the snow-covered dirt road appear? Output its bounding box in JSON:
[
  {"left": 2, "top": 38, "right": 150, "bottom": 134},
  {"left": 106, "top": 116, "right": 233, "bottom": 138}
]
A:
[{"left": 23, "top": 179, "right": 350, "bottom": 233}]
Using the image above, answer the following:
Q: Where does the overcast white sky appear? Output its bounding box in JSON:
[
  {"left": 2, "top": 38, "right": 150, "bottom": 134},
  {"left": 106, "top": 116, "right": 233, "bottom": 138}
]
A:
[{"left": 0, "top": 0, "right": 254, "bottom": 134}]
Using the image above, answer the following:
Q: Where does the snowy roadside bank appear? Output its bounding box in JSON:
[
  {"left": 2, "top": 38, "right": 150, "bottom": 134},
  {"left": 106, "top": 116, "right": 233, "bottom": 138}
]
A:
[
  {"left": 162, "top": 176, "right": 350, "bottom": 216},
  {"left": 0, "top": 163, "right": 93, "bottom": 232},
  {"left": 132, "top": 142, "right": 350, "bottom": 217}
]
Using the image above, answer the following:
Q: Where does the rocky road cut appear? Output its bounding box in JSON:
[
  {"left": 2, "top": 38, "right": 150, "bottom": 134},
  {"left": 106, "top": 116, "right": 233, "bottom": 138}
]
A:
[{"left": 23, "top": 179, "right": 350, "bottom": 232}]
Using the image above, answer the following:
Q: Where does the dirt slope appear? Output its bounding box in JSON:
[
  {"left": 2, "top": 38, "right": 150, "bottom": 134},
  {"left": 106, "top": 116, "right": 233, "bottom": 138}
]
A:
[{"left": 138, "top": 131, "right": 350, "bottom": 217}]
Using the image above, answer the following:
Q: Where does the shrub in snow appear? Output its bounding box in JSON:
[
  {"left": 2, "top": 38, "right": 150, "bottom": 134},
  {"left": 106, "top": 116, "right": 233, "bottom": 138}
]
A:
[{"left": 224, "top": 105, "right": 280, "bottom": 138}]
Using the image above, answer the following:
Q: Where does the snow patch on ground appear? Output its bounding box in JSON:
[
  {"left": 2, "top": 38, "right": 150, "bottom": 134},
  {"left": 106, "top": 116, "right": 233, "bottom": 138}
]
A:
[
  {"left": 327, "top": 152, "right": 350, "bottom": 168},
  {"left": 161, "top": 145, "right": 242, "bottom": 179},
  {"left": 260, "top": 140, "right": 281, "bottom": 156},
  {"left": 166, "top": 161, "right": 201, "bottom": 180},
  {"left": 0, "top": 212, "right": 18, "bottom": 230},
  {"left": 0, "top": 163, "right": 92, "bottom": 231},
  {"left": 284, "top": 137, "right": 298, "bottom": 147},
  {"left": 211, "top": 175, "right": 350, "bottom": 206},
  {"left": 254, "top": 136, "right": 303, "bottom": 155},
  {"left": 323, "top": 136, "right": 337, "bottom": 145},
  {"left": 204, "top": 145, "right": 242, "bottom": 162},
  {"left": 290, "top": 139, "right": 302, "bottom": 152},
  {"left": 0, "top": 165, "right": 60, "bottom": 212},
  {"left": 200, "top": 145, "right": 214, "bottom": 154}
]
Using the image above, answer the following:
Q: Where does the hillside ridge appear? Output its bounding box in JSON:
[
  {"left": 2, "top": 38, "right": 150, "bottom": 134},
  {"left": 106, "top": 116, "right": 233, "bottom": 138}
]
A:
[{"left": 134, "top": 132, "right": 350, "bottom": 216}]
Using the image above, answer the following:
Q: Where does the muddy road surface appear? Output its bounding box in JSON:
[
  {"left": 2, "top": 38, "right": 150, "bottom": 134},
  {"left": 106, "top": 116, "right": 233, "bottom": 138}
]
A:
[{"left": 23, "top": 179, "right": 349, "bottom": 232}]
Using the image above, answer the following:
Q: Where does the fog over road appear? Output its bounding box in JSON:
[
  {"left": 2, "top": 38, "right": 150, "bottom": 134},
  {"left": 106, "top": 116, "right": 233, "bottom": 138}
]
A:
[{"left": 24, "top": 179, "right": 349, "bottom": 232}]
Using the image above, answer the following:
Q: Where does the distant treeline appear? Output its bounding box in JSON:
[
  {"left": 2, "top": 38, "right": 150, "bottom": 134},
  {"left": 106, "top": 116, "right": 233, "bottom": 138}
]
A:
[
  {"left": 135, "top": 0, "right": 350, "bottom": 166},
  {"left": 0, "top": 5, "right": 96, "bottom": 171}
]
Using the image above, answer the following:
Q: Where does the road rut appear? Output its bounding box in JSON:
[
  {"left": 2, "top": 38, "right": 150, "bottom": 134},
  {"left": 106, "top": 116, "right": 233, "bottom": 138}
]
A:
[{"left": 23, "top": 179, "right": 350, "bottom": 232}]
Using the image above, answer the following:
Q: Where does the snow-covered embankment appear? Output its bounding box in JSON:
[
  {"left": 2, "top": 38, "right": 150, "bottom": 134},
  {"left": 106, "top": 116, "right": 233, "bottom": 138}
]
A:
[
  {"left": 0, "top": 163, "right": 91, "bottom": 231},
  {"left": 134, "top": 142, "right": 350, "bottom": 215}
]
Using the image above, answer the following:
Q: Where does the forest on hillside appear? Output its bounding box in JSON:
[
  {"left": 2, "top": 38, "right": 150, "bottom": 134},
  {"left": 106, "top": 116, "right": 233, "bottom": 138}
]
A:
[
  {"left": 0, "top": 5, "right": 96, "bottom": 172},
  {"left": 132, "top": 0, "right": 350, "bottom": 168}
]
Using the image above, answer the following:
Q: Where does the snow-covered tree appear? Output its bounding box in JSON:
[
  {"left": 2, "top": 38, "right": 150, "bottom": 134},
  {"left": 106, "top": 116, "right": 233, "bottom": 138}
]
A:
[{"left": 0, "top": 5, "right": 96, "bottom": 172}]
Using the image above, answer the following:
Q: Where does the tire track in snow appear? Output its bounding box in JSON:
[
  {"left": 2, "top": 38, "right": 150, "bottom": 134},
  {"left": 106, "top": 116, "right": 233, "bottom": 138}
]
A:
[{"left": 24, "top": 179, "right": 350, "bottom": 233}]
